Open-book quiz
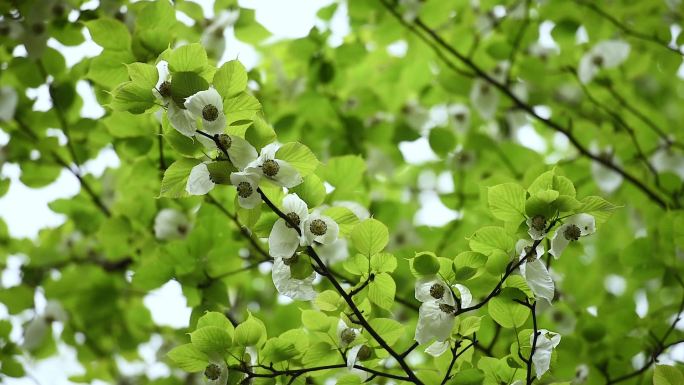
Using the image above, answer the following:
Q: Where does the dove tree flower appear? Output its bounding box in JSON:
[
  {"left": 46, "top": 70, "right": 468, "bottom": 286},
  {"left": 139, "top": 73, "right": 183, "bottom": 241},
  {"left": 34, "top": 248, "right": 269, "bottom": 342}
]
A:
[
  {"left": 550, "top": 214, "right": 596, "bottom": 258},
  {"left": 416, "top": 284, "right": 472, "bottom": 357},
  {"left": 204, "top": 360, "right": 229, "bottom": 385},
  {"left": 590, "top": 144, "right": 623, "bottom": 194},
  {"left": 271, "top": 256, "right": 316, "bottom": 301},
  {"left": 246, "top": 143, "right": 303, "bottom": 188},
  {"left": 186, "top": 163, "right": 216, "bottom": 195},
  {"left": 303, "top": 213, "right": 339, "bottom": 246},
  {"left": 516, "top": 239, "right": 554, "bottom": 303},
  {"left": 230, "top": 172, "right": 261, "bottom": 209},
  {"left": 526, "top": 215, "right": 548, "bottom": 240},
  {"left": 414, "top": 276, "right": 455, "bottom": 305},
  {"left": 470, "top": 78, "right": 499, "bottom": 120},
  {"left": 185, "top": 87, "right": 227, "bottom": 135},
  {"left": 154, "top": 208, "right": 190, "bottom": 240},
  {"left": 337, "top": 319, "right": 361, "bottom": 348},
  {"left": 531, "top": 329, "right": 562, "bottom": 379},
  {"left": 578, "top": 40, "right": 630, "bottom": 84},
  {"left": 216, "top": 134, "right": 258, "bottom": 170},
  {"left": 268, "top": 194, "right": 309, "bottom": 258}
]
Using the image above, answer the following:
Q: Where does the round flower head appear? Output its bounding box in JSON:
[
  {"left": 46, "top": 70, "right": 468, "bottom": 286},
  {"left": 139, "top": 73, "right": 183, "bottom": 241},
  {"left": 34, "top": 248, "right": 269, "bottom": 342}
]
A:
[
  {"left": 415, "top": 276, "right": 455, "bottom": 306},
  {"left": 470, "top": 78, "right": 499, "bottom": 120},
  {"left": 303, "top": 214, "right": 339, "bottom": 246},
  {"left": 578, "top": 40, "right": 630, "bottom": 84},
  {"left": 531, "top": 329, "right": 561, "bottom": 379},
  {"left": 204, "top": 360, "right": 229, "bottom": 385},
  {"left": 516, "top": 239, "right": 554, "bottom": 303},
  {"left": 215, "top": 134, "right": 258, "bottom": 170},
  {"left": 526, "top": 215, "right": 548, "bottom": 240},
  {"left": 550, "top": 214, "right": 596, "bottom": 258},
  {"left": 154, "top": 208, "right": 190, "bottom": 240},
  {"left": 414, "top": 301, "right": 456, "bottom": 345},
  {"left": 268, "top": 194, "right": 309, "bottom": 258},
  {"left": 230, "top": 172, "right": 261, "bottom": 209},
  {"left": 245, "top": 143, "right": 303, "bottom": 188},
  {"left": 271, "top": 257, "right": 316, "bottom": 301},
  {"left": 186, "top": 163, "right": 215, "bottom": 195},
  {"left": 337, "top": 319, "right": 361, "bottom": 348},
  {"left": 185, "top": 87, "right": 226, "bottom": 135}
]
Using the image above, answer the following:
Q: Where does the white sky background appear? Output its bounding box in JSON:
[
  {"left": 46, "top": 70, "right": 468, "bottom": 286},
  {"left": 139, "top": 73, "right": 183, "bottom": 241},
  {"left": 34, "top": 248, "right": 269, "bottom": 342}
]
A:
[{"left": 2, "top": 1, "right": 683, "bottom": 383}]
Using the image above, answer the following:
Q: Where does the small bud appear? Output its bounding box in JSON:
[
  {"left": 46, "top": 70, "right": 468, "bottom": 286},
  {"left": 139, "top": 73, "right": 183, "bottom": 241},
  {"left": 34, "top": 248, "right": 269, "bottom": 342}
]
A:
[
  {"left": 356, "top": 345, "right": 372, "bottom": 361},
  {"left": 202, "top": 104, "right": 219, "bottom": 121},
  {"left": 439, "top": 303, "right": 456, "bottom": 314},
  {"left": 237, "top": 181, "right": 253, "bottom": 198},
  {"left": 204, "top": 363, "right": 222, "bottom": 381},
  {"left": 563, "top": 224, "right": 581, "bottom": 241},
  {"left": 262, "top": 159, "right": 280, "bottom": 177},
  {"left": 285, "top": 212, "right": 301, "bottom": 228},
  {"left": 429, "top": 283, "right": 445, "bottom": 299},
  {"left": 158, "top": 81, "right": 172, "bottom": 98},
  {"left": 309, "top": 219, "right": 327, "bottom": 236},
  {"left": 219, "top": 134, "right": 233, "bottom": 150},
  {"left": 340, "top": 328, "right": 356, "bottom": 344},
  {"left": 531, "top": 215, "right": 546, "bottom": 231}
]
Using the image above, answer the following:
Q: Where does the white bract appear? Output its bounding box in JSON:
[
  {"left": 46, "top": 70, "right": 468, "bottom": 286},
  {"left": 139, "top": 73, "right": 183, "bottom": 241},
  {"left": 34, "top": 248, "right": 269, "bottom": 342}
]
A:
[
  {"left": 415, "top": 301, "right": 455, "bottom": 345},
  {"left": 219, "top": 135, "right": 258, "bottom": 171},
  {"left": 153, "top": 60, "right": 196, "bottom": 137},
  {"left": 186, "top": 163, "right": 215, "bottom": 195},
  {"left": 246, "top": 143, "right": 303, "bottom": 188},
  {"left": 230, "top": 172, "right": 261, "bottom": 209},
  {"left": 0, "top": 86, "right": 18, "bottom": 121},
  {"left": 154, "top": 208, "right": 190, "bottom": 240},
  {"left": 201, "top": 9, "right": 239, "bottom": 59},
  {"left": 204, "top": 360, "right": 229, "bottom": 385},
  {"left": 578, "top": 40, "right": 630, "bottom": 84},
  {"left": 651, "top": 148, "right": 684, "bottom": 179},
  {"left": 590, "top": 144, "right": 623, "bottom": 194},
  {"left": 516, "top": 239, "right": 554, "bottom": 303},
  {"left": 303, "top": 213, "right": 339, "bottom": 246},
  {"left": 470, "top": 78, "right": 499, "bottom": 120},
  {"left": 185, "top": 87, "right": 226, "bottom": 135},
  {"left": 268, "top": 194, "right": 308, "bottom": 258},
  {"left": 271, "top": 257, "right": 316, "bottom": 301},
  {"left": 447, "top": 103, "right": 470, "bottom": 133},
  {"left": 531, "top": 329, "right": 561, "bottom": 379},
  {"left": 314, "top": 238, "right": 349, "bottom": 265},
  {"left": 550, "top": 214, "right": 596, "bottom": 258}
]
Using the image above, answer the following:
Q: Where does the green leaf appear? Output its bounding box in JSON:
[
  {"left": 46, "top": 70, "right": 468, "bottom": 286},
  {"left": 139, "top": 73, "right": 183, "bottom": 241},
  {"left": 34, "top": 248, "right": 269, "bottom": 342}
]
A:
[
  {"left": 412, "top": 251, "right": 441, "bottom": 275},
  {"left": 324, "top": 207, "right": 360, "bottom": 236},
  {"left": 234, "top": 312, "right": 267, "bottom": 347},
  {"left": 428, "top": 127, "right": 457, "bottom": 157},
  {"left": 368, "top": 318, "right": 404, "bottom": 345},
  {"left": 488, "top": 183, "right": 526, "bottom": 223},
  {"left": 315, "top": 290, "right": 343, "bottom": 312},
  {"left": 261, "top": 337, "right": 299, "bottom": 363},
  {"left": 371, "top": 253, "right": 397, "bottom": 273},
  {"left": 126, "top": 62, "right": 158, "bottom": 89},
  {"left": 214, "top": 60, "right": 248, "bottom": 99},
  {"left": 86, "top": 18, "right": 131, "bottom": 51},
  {"left": 488, "top": 297, "right": 529, "bottom": 328},
  {"left": 458, "top": 316, "right": 483, "bottom": 336},
  {"left": 290, "top": 174, "right": 326, "bottom": 208},
  {"left": 160, "top": 158, "right": 201, "bottom": 198},
  {"left": 368, "top": 272, "right": 395, "bottom": 310},
  {"left": 276, "top": 142, "right": 319, "bottom": 177},
  {"left": 168, "top": 43, "right": 208, "bottom": 73},
  {"left": 167, "top": 344, "right": 209, "bottom": 372},
  {"left": 109, "top": 81, "right": 155, "bottom": 114},
  {"left": 469, "top": 226, "right": 516, "bottom": 256},
  {"left": 577, "top": 196, "right": 620, "bottom": 223},
  {"left": 448, "top": 368, "right": 484, "bottom": 385},
  {"left": 190, "top": 326, "right": 232, "bottom": 354},
  {"left": 351, "top": 218, "right": 389, "bottom": 256},
  {"left": 197, "top": 312, "right": 235, "bottom": 335},
  {"left": 301, "top": 310, "right": 332, "bottom": 332},
  {"left": 654, "top": 365, "right": 684, "bottom": 385}
]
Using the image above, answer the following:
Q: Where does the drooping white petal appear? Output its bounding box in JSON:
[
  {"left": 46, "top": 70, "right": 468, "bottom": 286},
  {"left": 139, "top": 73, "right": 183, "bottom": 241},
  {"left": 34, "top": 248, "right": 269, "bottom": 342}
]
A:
[
  {"left": 272, "top": 160, "right": 303, "bottom": 188},
  {"left": 226, "top": 135, "right": 258, "bottom": 171},
  {"left": 531, "top": 329, "right": 561, "bottom": 379},
  {"left": 167, "top": 103, "right": 197, "bottom": 137},
  {"left": 346, "top": 344, "right": 363, "bottom": 370},
  {"left": 453, "top": 284, "right": 472, "bottom": 308},
  {"left": 470, "top": 79, "right": 499, "bottom": 120},
  {"left": 567, "top": 213, "right": 596, "bottom": 236},
  {"left": 154, "top": 208, "right": 190, "bottom": 240},
  {"left": 578, "top": 53, "right": 598, "bottom": 84},
  {"left": 549, "top": 226, "right": 571, "bottom": 259},
  {"left": 186, "top": 163, "right": 215, "bottom": 195},
  {"left": 415, "top": 301, "right": 455, "bottom": 345},
  {"left": 425, "top": 340, "right": 450, "bottom": 357},
  {"left": 230, "top": 172, "right": 261, "bottom": 209},
  {"left": 594, "top": 40, "right": 630, "bottom": 68},
  {"left": 523, "top": 258, "right": 555, "bottom": 303},
  {"left": 260, "top": 142, "right": 279, "bottom": 159},
  {"left": 591, "top": 161, "right": 623, "bottom": 194},
  {"left": 303, "top": 214, "right": 339, "bottom": 245},
  {"left": 268, "top": 219, "right": 301, "bottom": 259},
  {"left": 314, "top": 238, "right": 349, "bottom": 265},
  {"left": 415, "top": 276, "right": 454, "bottom": 305},
  {"left": 184, "top": 88, "right": 226, "bottom": 134},
  {"left": 0, "top": 87, "right": 18, "bottom": 121},
  {"left": 271, "top": 258, "right": 316, "bottom": 301},
  {"left": 23, "top": 317, "right": 48, "bottom": 350},
  {"left": 44, "top": 300, "right": 68, "bottom": 323},
  {"left": 154, "top": 60, "right": 170, "bottom": 93}
]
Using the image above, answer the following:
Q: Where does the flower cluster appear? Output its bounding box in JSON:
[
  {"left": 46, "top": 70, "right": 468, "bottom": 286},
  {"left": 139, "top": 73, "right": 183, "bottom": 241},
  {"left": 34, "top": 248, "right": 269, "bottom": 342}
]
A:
[{"left": 414, "top": 275, "right": 471, "bottom": 356}]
